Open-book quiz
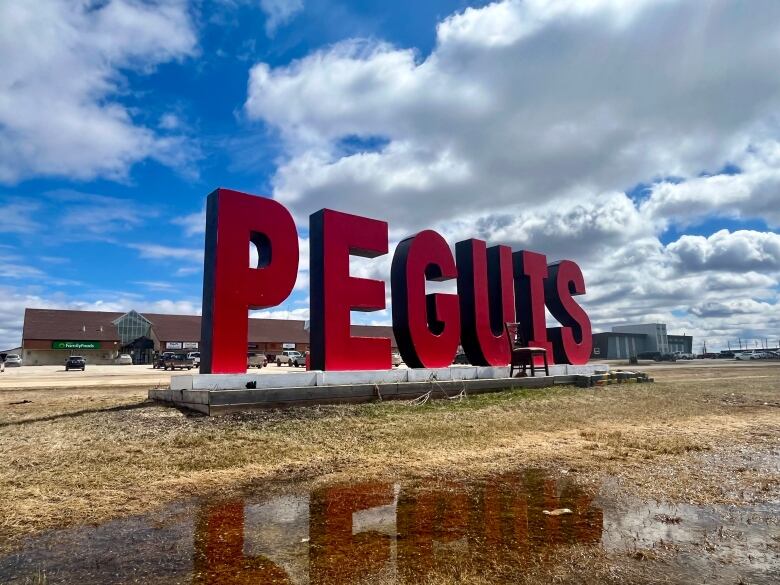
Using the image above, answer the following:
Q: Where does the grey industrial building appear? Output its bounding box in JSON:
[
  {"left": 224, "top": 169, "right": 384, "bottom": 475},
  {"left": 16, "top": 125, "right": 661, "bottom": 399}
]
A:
[{"left": 591, "top": 323, "right": 692, "bottom": 359}]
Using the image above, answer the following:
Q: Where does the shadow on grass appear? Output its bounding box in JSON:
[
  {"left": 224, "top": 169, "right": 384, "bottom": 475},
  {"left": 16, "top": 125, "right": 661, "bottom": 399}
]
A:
[{"left": 0, "top": 400, "right": 159, "bottom": 428}]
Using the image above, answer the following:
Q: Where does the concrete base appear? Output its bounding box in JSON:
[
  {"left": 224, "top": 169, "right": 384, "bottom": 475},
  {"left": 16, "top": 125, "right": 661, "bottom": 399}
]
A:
[
  {"left": 150, "top": 364, "right": 607, "bottom": 415},
  {"left": 167, "top": 364, "right": 603, "bottom": 391}
]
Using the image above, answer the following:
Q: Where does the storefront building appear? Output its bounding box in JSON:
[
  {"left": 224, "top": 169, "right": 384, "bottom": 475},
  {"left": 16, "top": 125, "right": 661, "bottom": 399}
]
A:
[{"left": 21, "top": 308, "right": 396, "bottom": 365}]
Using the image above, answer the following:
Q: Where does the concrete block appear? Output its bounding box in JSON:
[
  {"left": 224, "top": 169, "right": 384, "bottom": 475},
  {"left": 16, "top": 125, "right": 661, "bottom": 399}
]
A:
[
  {"left": 406, "top": 368, "right": 452, "bottom": 382},
  {"left": 316, "top": 369, "right": 408, "bottom": 386},
  {"left": 553, "top": 375, "right": 578, "bottom": 385},
  {"left": 541, "top": 364, "right": 561, "bottom": 376},
  {"left": 476, "top": 366, "right": 511, "bottom": 379},
  {"left": 449, "top": 366, "right": 479, "bottom": 380},
  {"left": 182, "top": 390, "right": 209, "bottom": 405},
  {"left": 192, "top": 371, "right": 317, "bottom": 390},
  {"left": 170, "top": 376, "right": 193, "bottom": 391},
  {"left": 180, "top": 402, "right": 210, "bottom": 415}
]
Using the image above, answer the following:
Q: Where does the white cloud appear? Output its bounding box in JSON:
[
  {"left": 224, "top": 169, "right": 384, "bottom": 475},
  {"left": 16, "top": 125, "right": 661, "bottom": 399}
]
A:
[
  {"left": 242, "top": 0, "right": 780, "bottom": 350},
  {"left": 0, "top": 201, "right": 42, "bottom": 234},
  {"left": 246, "top": 0, "right": 780, "bottom": 230},
  {"left": 641, "top": 141, "right": 780, "bottom": 228},
  {"left": 128, "top": 243, "right": 204, "bottom": 263},
  {"left": 251, "top": 307, "right": 309, "bottom": 320},
  {"left": 172, "top": 207, "right": 207, "bottom": 237},
  {"left": 260, "top": 0, "right": 304, "bottom": 36},
  {"left": 49, "top": 190, "right": 156, "bottom": 238},
  {"left": 0, "top": 0, "right": 198, "bottom": 183},
  {"left": 667, "top": 230, "right": 780, "bottom": 273}
]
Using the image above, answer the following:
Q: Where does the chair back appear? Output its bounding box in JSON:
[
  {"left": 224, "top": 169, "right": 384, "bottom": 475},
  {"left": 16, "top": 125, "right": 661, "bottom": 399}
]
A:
[{"left": 504, "top": 322, "right": 526, "bottom": 349}]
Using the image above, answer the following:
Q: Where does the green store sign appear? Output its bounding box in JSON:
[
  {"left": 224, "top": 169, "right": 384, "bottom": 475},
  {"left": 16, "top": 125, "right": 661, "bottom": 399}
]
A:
[{"left": 52, "top": 341, "right": 101, "bottom": 350}]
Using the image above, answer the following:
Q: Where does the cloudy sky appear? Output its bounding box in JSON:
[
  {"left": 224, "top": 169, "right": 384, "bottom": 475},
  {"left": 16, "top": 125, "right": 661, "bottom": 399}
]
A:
[{"left": 1, "top": 0, "right": 779, "bottom": 352}]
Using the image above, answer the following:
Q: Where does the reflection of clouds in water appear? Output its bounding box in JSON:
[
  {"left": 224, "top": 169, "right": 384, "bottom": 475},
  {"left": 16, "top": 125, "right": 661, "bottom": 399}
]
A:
[
  {"left": 244, "top": 495, "right": 310, "bottom": 585},
  {"left": 600, "top": 497, "right": 780, "bottom": 578},
  {"left": 351, "top": 483, "right": 400, "bottom": 537}
]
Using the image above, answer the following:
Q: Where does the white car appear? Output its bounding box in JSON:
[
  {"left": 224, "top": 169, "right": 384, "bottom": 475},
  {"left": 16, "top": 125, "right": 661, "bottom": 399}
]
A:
[
  {"left": 4, "top": 354, "right": 22, "bottom": 367},
  {"left": 391, "top": 352, "right": 403, "bottom": 367},
  {"left": 116, "top": 354, "right": 133, "bottom": 365},
  {"left": 187, "top": 352, "right": 200, "bottom": 367},
  {"left": 736, "top": 352, "right": 758, "bottom": 360},
  {"left": 276, "top": 350, "right": 304, "bottom": 367}
]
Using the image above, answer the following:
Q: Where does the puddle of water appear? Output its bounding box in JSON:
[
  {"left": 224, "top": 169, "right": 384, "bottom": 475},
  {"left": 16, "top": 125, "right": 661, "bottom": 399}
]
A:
[{"left": 0, "top": 469, "right": 777, "bottom": 584}]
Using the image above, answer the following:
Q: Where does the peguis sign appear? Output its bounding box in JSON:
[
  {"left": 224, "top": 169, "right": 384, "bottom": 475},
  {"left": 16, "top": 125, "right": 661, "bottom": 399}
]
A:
[{"left": 199, "top": 188, "right": 592, "bottom": 374}]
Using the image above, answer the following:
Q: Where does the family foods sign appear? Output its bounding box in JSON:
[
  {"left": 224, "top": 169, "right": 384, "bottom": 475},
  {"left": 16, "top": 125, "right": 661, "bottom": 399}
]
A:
[
  {"left": 52, "top": 341, "right": 101, "bottom": 350},
  {"left": 200, "top": 189, "right": 592, "bottom": 374}
]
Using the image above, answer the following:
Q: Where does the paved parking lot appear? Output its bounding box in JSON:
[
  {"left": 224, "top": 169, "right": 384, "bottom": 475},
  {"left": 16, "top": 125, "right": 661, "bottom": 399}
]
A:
[
  {"left": 0, "top": 362, "right": 300, "bottom": 390},
  {"left": 1, "top": 358, "right": 778, "bottom": 390}
]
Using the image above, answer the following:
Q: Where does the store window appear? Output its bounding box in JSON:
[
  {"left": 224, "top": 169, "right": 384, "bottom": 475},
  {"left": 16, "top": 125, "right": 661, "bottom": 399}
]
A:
[{"left": 112, "top": 310, "right": 152, "bottom": 345}]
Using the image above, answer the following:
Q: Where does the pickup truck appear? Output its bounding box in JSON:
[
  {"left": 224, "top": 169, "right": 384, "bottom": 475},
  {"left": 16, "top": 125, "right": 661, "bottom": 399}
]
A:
[
  {"left": 247, "top": 353, "right": 268, "bottom": 368},
  {"left": 162, "top": 353, "right": 194, "bottom": 370},
  {"left": 275, "top": 350, "right": 304, "bottom": 367},
  {"left": 153, "top": 352, "right": 175, "bottom": 369}
]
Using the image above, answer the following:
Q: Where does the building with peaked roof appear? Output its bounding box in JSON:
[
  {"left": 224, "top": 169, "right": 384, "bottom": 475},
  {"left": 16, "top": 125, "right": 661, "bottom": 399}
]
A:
[{"left": 21, "top": 308, "right": 397, "bottom": 366}]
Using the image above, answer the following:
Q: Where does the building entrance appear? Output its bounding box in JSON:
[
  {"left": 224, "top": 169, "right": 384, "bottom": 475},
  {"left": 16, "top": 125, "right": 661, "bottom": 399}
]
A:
[{"left": 122, "top": 336, "right": 155, "bottom": 364}]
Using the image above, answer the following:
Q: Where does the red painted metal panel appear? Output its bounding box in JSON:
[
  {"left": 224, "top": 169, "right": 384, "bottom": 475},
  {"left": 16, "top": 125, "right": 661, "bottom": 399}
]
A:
[{"left": 200, "top": 188, "right": 299, "bottom": 374}]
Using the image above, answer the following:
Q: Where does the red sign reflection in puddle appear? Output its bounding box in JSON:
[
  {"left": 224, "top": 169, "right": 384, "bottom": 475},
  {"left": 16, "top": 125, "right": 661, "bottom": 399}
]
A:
[{"left": 193, "top": 470, "right": 602, "bottom": 584}]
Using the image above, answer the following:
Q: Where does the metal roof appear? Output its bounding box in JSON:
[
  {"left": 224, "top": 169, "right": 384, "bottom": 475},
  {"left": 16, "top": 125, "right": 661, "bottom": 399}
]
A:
[{"left": 23, "top": 308, "right": 396, "bottom": 345}]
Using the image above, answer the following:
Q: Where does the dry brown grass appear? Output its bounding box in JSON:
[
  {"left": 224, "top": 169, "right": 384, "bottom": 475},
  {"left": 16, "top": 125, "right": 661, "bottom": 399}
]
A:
[{"left": 1, "top": 364, "right": 778, "bottom": 554}]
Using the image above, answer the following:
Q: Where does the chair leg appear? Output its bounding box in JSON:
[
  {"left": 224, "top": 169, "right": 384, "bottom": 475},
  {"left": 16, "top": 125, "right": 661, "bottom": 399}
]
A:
[
  {"left": 530, "top": 359, "right": 535, "bottom": 377},
  {"left": 543, "top": 353, "right": 549, "bottom": 376}
]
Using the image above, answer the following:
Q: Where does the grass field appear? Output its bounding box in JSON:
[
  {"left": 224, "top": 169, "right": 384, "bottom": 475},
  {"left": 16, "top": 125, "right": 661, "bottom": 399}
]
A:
[
  {"left": 2, "top": 363, "right": 778, "bottom": 553},
  {"left": 0, "top": 363, "right": 778, "bottom": 585}
]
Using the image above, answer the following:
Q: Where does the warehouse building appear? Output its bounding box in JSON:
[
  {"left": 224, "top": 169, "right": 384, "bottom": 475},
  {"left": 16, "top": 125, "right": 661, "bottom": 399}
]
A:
[
  {"left": 21, "top": 308, "right": 396, "bottom": 365},
  {"left": 591, "top": 323, "right": 692, "bottom": 359}
]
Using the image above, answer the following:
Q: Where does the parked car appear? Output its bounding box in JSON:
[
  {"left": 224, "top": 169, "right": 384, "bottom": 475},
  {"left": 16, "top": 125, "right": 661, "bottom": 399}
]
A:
[
  {"left": 116, "top": 354, "right": 133, "bottom": 365},
  {"left": 153, "top": 352, "right": 176, "bottom": 369},
  {"left": 65, "top": 356, "right": 86, "bottom": 371},
  {"left": 673, "top": 352, "right": 695, "bottom": 360},
  {"left": 736, "top": 352, "right": 758, "bottom": 361},
  {"left": 247, "top": 353, "right": 268, "bottom": 368},
  {"left": 718, "top": 351, "right": 735, "bottom": 359},
  {"left": 187, "top": 352, "right": 200, "bottom": 367},
  {"left": 276, "top": 350, "right": 304, "bottom": 367},
  {"left": 162, "top": 353, "right": 194, "bottom": 370},
  {"left": 391, "top": 351, "right": 403, "bottom": 367},
  {"left": 4, "top": 354, "right": 22, "bottom": 367}
]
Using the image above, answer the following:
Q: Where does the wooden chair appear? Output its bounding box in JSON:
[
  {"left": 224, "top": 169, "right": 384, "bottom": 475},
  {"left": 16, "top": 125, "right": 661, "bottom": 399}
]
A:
[{"left": 504, "top": 322, "right": 550, "bottom": 377}]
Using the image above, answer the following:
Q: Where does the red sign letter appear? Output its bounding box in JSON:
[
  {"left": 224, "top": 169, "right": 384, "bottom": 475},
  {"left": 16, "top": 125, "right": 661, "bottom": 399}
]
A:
[
  {"left": 392, "top": 230, "right": 460, "bottom": 368},
  {"left": 456, "top": 240, "right": 515, "bottom": 366},
  {"left": 200, "top": 188, "right": 298, "bottom": 374},
  {"left": 513, "top": 250, "right": 554, "bottom": 362},
  {"left": 545, "top": 260, "right": 592, "bottom": 365},
  {"left": 310, "top": 209, "right": 391, "bottom": 371}
]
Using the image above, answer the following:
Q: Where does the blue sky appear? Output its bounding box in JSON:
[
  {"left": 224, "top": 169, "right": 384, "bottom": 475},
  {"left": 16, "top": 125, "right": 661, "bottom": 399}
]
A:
[{"left": 1, "top": 0, "right": 779, "bottom": 351}]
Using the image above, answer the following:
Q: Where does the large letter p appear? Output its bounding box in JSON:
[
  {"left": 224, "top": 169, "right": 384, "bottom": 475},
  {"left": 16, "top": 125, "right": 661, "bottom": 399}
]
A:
[{"left": 200, "top": 188, "right": 299, "bottom": 373}]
